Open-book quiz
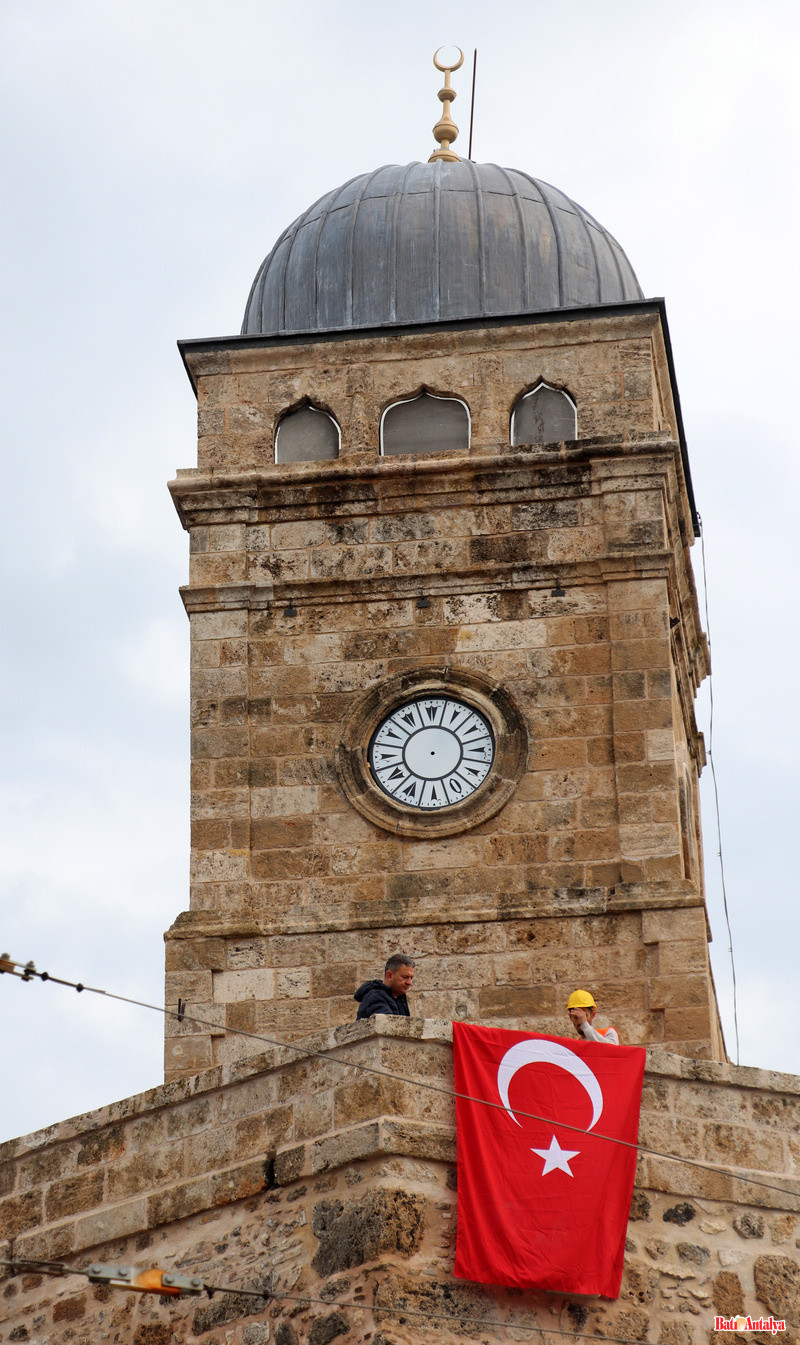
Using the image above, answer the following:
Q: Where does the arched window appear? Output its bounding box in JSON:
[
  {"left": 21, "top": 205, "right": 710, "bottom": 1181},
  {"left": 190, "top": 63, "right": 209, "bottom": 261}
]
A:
[
  {"left": 380, "top": 391, "right": 470, "bottom": 457},
  {"left": 510, "top": 383, "right": 577, "bottom": 446},
  {"left": 275, "top": 405, "right": 340, "bottom": 464}
]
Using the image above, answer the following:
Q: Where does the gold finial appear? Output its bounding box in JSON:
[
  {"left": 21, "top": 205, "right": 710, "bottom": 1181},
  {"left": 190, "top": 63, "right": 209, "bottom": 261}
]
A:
[{"left": 428, "top": 46, "right": 463, "bottom": 163}]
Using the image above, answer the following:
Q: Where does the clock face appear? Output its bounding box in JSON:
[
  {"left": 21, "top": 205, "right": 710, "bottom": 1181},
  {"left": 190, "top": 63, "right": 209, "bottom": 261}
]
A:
[{"left": 368, "top": 696, "right": 495, "bottom": 810}]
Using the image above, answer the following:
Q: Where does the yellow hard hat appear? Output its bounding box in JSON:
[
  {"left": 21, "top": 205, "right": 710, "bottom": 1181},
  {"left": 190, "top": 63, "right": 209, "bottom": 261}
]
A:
[{"left": 567, "top": 989, "right": 596, "bottom": 1010}]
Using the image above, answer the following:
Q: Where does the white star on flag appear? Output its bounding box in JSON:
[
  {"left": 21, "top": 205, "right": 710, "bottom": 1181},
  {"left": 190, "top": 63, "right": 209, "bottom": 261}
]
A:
[{"left": 531, "top": 1135, "right": 580, "bottom": 1176}]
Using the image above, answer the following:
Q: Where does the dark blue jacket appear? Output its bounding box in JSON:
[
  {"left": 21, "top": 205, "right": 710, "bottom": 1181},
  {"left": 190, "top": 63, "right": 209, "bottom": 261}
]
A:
[{"left": 354, "top": 979, "right": 410, "bottom": 1020}]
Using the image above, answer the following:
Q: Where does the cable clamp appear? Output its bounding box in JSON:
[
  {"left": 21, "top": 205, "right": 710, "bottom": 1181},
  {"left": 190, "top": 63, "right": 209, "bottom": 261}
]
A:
[{"left": 86, "top": 1264, "right": 204, "bottom": 1296}]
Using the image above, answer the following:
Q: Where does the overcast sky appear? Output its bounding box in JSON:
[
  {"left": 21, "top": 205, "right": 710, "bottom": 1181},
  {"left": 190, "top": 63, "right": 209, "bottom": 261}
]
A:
[{"left": 1, "top": 0, "right": 798, "bottom": 1143}]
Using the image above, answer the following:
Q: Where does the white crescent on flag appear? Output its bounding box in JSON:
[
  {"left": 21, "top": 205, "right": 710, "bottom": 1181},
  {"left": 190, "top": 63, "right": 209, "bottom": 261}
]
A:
[{"left": 496, "top": 1038, "right": 604, "bottom": 1131}]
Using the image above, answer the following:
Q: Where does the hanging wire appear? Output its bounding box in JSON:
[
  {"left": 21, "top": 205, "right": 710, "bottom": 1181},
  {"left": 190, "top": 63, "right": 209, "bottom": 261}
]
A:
[
  {"left": 697, "top": 512, "right": 741, "bottom": 1064},
  {"left": 0, "top": 1258, "right": 733, "bottom": 1344},
  {"left": 1, "top": 955, "right": 794, "bottom": 1205}
]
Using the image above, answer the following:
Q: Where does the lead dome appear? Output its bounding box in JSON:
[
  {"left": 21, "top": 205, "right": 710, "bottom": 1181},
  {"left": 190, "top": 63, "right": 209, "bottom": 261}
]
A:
[{"left": 242, "top": 159, "right": 643, "bottom": 337}]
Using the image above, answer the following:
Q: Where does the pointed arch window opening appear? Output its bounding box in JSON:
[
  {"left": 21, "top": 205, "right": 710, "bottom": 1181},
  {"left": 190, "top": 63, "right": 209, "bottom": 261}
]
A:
[
  {"left": 679, "top": 766, "right": 700, "bottom": 882},
  {"left": 274, "top": 404, "right": 341, "bottom": 464},
  {"left": 380, "top": 390, "right": 471, "bottom": 457},
  {"left": 510, "top": 382, "right": 577, "bottom": 447}
]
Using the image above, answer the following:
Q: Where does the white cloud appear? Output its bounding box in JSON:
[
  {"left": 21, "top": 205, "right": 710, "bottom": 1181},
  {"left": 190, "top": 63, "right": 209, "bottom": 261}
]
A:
[{"left": 120, "top": 616, "right": 189, "bottom": 708}]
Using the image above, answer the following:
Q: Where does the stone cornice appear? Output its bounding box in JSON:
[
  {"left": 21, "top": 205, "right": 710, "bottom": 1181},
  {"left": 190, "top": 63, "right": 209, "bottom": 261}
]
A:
[
  {"left": 169, "top": 434, "right": 683, "bottom": 530},
  {"left": 164, "top": 882, "right": 705, "bottom": 943},
  {"left": 178, "top": 553, "right": 675, "bottom": 614},
  {"left": 172, "top": 438, "right": 688, "bottom": 614}
]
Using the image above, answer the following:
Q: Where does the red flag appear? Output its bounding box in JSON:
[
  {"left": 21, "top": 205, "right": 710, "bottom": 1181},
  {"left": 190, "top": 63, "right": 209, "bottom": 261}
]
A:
[{"left": 453, "top": 1022, "right": 645, "bottom": 1298}]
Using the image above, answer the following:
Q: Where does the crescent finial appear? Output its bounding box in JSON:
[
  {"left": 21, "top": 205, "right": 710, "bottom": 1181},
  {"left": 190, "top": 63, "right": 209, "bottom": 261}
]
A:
[{"left": 428, "top": 47, "right": 463, "bottom": 163}]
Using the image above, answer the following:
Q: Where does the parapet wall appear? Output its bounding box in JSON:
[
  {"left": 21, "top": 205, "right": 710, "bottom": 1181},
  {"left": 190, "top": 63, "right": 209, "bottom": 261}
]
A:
[{"left": 2, "top": 1020, "right": 798, "bottom": 1343}]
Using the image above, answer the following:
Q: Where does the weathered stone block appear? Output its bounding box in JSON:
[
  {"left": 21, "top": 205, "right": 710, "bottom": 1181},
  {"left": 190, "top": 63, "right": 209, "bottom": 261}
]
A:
[
  {"left": 191, "top": 725, "right": 249, "bottom": 759},
  {"left": 311, "top": 1188, "right": 425, "bottom": 1276},
  {"left": 0, "top": 1189, "right": 42, "bottom": 1236},
  {"left": 17, "top": 1145, "right": 73, "bottom": 1192},
  {"left": 712, "top": 1270, "right": 745, "bottom": 1314},
  {"left": 146, "top": 1176, "right": 211, "bottom": 1227},
  {"left": 478, "top": 985, "right": 556, "bottom": 1015},
  {"left": 250, "top": 786, "right": 319, "bottom": 817},
  {"left": 649, "top": 975, "right": 710, "bottom": 1010},
  {"left": 191, "top": 610, "right": 248, "bottom": 640},
  {"left": 213, "top": 968, "right": 275, "bottom": 1002},
  {"left": 642, "top": 908, "right": 706, "bottom": 944},
  {"left": 210, "top": 1159, "right": 269, "bottom": 1206},
  {"left": 164, "top": 1035, "right": 213, "bottom": 1075},
  {"left": 165, "top": 1097, "right": 213, "bottom": 1139},
  {"left": 45, "top": 1170, "right": 104, "bottom": 1221},
  {"left": 72, "top": 1196, "right": 148, "bottom": 1250},
  {"left": 754, "top": 1255, "right": 800, "bottom": 1324},
  {"left": 311, "top": 1122, "right": 382, "bottom": 1174}
]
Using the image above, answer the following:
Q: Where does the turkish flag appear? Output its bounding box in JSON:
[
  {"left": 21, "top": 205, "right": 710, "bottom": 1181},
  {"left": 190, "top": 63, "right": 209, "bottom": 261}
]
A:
[{"left": 453, "top": 1022, "right": 645, "bottom": 1298}]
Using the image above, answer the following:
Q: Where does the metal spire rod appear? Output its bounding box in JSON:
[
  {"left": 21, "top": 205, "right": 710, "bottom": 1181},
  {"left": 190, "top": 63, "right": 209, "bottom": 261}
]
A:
[{"left": 468, "top": 48, "right": 477, "bottom": 159}]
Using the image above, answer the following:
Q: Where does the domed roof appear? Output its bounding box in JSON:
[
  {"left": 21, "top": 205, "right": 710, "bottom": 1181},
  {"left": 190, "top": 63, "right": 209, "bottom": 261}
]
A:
[{"left": 242, "top": 160, "right": 643, "bottom": 337}]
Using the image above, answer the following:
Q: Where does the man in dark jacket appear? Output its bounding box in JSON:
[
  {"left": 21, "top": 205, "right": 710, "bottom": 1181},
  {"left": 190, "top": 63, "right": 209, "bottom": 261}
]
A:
[{"left": 354, "top": 954, "right": 416, "bottom": 1019}]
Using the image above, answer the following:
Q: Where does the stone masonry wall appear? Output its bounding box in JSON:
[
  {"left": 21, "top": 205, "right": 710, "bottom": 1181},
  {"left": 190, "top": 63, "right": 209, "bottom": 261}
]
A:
[
  {"left": 186, "top": 573, "right": 689, "bottom": 898},
  {"left": 2, "top": 1020, "right": 798, "bottom": 1344},
  {"left": 187, "top": 312, "right": 674, "bottom": 470},
  {"left": 169, "top": 467, "right": 715, "bottom": 1071},
  {"left": 165, "top": 901, "right": 721, "bottom": 1077},
  {"left": 165, "top": 309, "right": 716, "bottom": 1075}
]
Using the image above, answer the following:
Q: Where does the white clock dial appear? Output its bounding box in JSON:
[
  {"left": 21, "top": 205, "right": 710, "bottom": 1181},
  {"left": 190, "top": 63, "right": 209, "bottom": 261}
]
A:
[{"left": 368, "top": 696, "right": 495, "bottom": 810}]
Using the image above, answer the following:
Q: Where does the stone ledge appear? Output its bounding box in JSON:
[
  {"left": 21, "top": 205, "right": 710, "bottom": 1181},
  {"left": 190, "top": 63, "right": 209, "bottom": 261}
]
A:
[
  {"left": 274, "top": 1115, "right": 456, "bottom": 1185},
  {"left": 6, "top": 1018, "right": 800, "bottom": 1170},
  {"left": 13, "top": 1155, "right": 272, "bottom": 1260},
  {"left": 177, "top": 552, "right": 675, "bottom": 613},
  {"left": 2, "top": 1016, "right": 798, "bottom": 1277},
  {"left": 170, "top": 432, "right": 678, "bottom": 500},
  {"left": 165, "top": 883, "right": 705, "bottom": 943},
  {"left": 643, "top": 1048, "right": 800, "bottom": 1094}
]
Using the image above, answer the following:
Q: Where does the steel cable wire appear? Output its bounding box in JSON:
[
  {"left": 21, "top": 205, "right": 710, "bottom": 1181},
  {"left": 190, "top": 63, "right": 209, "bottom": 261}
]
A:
[{"left": 1, "top": 956, "right": 796, "bottom": 1205}]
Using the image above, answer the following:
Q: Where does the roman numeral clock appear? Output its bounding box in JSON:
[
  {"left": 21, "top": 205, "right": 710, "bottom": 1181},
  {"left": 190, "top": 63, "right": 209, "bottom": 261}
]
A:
[
  {"left": 336, "top": 670, "right": 528, "bottom": 840},
  {"left": 369, "top": 697, "right": 494, "bottom": 810}
]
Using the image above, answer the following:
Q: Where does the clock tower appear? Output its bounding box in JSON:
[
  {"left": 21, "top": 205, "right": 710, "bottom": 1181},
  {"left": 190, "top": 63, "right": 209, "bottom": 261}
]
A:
[{"left": 165, "top": 77, "right": 722, "bottom": 1079}]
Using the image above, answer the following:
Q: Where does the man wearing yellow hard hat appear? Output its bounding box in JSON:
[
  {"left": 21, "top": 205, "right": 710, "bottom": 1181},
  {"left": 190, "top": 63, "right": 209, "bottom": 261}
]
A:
[{"left": 566, "top": 990, "right": 620, "bottom": 1045}]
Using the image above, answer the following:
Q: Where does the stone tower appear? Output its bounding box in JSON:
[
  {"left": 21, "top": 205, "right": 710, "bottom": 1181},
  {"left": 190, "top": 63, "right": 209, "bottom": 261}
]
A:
[
  {"left": 164, "top": 156, "right": 723, "bottom": 1082},
  {"left": 8, "top": 82, "right": 800, "bottom": 1345}
]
